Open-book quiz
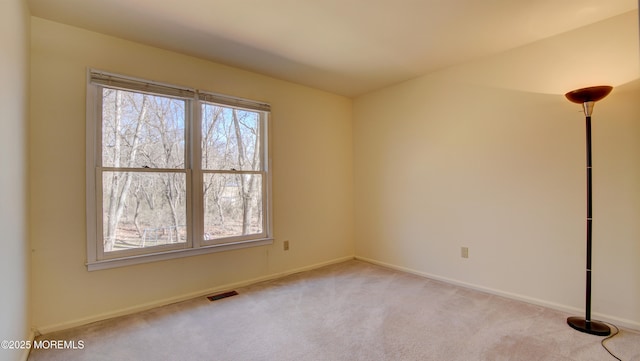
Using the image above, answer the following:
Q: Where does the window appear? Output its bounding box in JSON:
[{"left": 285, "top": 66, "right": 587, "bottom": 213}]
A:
[{"left": 86, "top": 70, "right": 272, "bottom": 270}]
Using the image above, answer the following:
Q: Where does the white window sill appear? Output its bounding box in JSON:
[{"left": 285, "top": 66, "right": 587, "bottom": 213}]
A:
[{"left": 87, "top": 238, "right": 273, "bottom": 271}]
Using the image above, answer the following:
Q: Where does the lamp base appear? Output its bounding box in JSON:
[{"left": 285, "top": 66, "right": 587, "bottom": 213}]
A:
[{"left": 567, "top": 316, "right": 611, "bottom": 336}]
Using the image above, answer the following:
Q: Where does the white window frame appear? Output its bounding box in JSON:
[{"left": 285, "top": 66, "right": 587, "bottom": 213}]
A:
[{"left": 86, "top": 69, "right": 273, "bottom": 271}]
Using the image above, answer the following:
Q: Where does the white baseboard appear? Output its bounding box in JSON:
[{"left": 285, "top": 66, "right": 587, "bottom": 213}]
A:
[
  {"left": 35, "top": 255, "right": 355, "bottom": 335},
  {"left": 355, "top": 256, "right": 640, "bottom": 332},
  {"left": 34, "top": 254, "right": 639, "bottom": 335},
  {"left": 19, "top": 330, "right": 36, "bottom": 361}
]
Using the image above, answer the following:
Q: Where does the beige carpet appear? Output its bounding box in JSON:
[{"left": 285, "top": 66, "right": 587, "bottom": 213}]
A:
[{"left": 28, "top": 260, "right": 640, "bottom": 361}]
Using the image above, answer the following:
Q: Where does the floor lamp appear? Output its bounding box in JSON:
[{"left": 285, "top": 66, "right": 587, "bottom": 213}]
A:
[{"left": 564, "top": 85, "right": 612, "bottom": 336}]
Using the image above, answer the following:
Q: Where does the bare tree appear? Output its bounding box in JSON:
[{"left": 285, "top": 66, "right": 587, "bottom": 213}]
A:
[
  {"left": 202, "top": 106, "right": 226, "bottom": 231},
  {"left": 104, "top": 92, "right": 148, "bottom": 251},
  {"left": 104, "top": 89, "right": 123, "bottom": 252},
  {"left": 232, "top": 109, "right": 262, "bottom": 235},
  {"left": 103, "top": 89, "right": 186, "bottom": 250}
]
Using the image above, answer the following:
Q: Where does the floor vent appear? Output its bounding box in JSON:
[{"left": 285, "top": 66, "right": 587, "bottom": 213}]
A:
[{"left": 207, "top": 290, "right": 238, "bottom": 302}]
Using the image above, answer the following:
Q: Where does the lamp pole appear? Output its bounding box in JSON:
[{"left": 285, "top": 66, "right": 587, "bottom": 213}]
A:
[{"left": 564, "top": 85, "right": 612, "bottom": 336}]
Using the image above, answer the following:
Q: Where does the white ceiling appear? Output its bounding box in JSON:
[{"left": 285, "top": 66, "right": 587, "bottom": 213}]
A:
[{"left": 27, "top": 0, "right": 638, "bottom": 97}]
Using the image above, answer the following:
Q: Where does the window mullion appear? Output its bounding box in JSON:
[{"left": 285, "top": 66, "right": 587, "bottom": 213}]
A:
[
  {"left": 191, "top": 98, "right": 204, "bottom": 248},
  {"left": 99, "top": 167, "right": 187, "bottom": 173}
]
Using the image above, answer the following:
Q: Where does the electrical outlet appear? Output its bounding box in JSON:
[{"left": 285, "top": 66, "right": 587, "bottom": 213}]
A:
[
  {"left": 461, "top": 247, "right": 469, "bottom": 259},
  {"left": 283, "top": 240, "right": 289, "bottom": 251}
]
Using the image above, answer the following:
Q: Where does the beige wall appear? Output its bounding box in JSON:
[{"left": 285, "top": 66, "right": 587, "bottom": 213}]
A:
[
  {"left": 354, "top": 11, "right": 640, "bottom": 329},
  {"left": 0, "top": 0, "right": 31, "bottom": 360},
  {"left": 30, "top": 17, "right": 354, "bottom": 332},
  {"left": 27, "top": 6, "right": 639, "bottom": 336}
]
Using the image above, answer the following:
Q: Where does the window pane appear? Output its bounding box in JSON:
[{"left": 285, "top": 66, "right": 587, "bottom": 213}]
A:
[
  {"left": 203, "top": 173, "right": 263, "bottom": 240},
  {"left": 102, "top": 88, "right": 185, "bottom": 169},
  {"left": 201, "top": 104, "right": 261, "bottom": 171},
  {"left": 102, "top": 171, "right": 187, "bottom": 252}
]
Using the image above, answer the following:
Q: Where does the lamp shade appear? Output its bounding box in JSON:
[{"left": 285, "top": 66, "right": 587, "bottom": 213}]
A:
[{"left": 565, "top": 86, "right": 612, "bottom": 104}]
